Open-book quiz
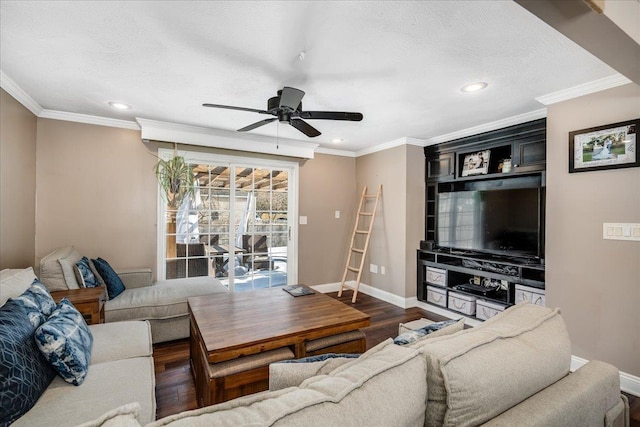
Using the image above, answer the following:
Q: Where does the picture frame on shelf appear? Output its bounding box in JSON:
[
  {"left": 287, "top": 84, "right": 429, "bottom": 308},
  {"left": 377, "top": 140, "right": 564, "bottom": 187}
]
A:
[
  {"left": 569, "top": 118, "right": 639, "bottom": 173},
  {"left": 461, "top": 150, "right": 490, "bottom": 177}
]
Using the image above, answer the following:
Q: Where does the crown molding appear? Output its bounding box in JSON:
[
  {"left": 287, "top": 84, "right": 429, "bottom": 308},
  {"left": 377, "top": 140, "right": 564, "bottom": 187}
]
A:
[
  {"left": 0, "top": 70, "right": 43, "bottom": 116},
  {"left": 39, "top": 109, "right": 140, "bottom": 130},
  {"left": 137, "top": 118, "right": 318, "bottom": 159},
  {"left": 422, "top": 108, "right": 548, "bottom": 146},
  {"left": 535, "top": 73, "right": 632, "bottom": 105},
  {"left": 314, "top": 147, "right": 356, "bottom": 157},
  {"left": 356, "top": 136, "right": 426, "bottom": 157}
]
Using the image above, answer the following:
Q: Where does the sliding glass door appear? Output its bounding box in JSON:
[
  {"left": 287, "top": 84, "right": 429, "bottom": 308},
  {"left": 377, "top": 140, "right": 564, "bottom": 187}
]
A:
[{"left": 158, "top": 149, "right": 297, "bottom": 291}]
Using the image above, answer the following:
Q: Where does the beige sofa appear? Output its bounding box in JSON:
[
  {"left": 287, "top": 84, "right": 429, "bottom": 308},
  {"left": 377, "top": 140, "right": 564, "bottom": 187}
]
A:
[
  {"left": 37, "top": 246, "right": 228, "bottom": 343},
  {"left": 1, "top": 267, "right": 157, "bottom": 426},
  {"left": 88, "top": 301, "right": 628, "bottom": 427}
]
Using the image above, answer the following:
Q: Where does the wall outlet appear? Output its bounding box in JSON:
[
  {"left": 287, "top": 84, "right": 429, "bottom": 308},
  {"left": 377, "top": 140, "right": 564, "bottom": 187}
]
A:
[
  {"left": 299, "top": 216, "right": 308, "bottom": 225},
  {"left": 335, "top": 210, "right": 340, "bottom": 219},
  {"left": 370, "top": 264, "right": 378, "bottom": 274},
  {"left": 380, "top": 266, "right": 385, "bottom": 275}
]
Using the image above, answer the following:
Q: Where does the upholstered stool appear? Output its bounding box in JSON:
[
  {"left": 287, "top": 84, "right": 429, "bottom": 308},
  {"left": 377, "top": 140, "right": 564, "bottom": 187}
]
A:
[
  {"left": 304, "top": 329, "right": 366, "bottom": 357},
  {"left": 205, "top": 347, "right": 294, "bottom": 405},
  {"left": 398, "top": 318, "right": 434, "bottom": 335}
]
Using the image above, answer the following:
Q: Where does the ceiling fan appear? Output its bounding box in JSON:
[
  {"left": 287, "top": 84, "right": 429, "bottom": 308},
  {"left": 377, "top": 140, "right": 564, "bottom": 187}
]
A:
[{"left": 203, "top": 86, "right": 363, "bottom": 138}]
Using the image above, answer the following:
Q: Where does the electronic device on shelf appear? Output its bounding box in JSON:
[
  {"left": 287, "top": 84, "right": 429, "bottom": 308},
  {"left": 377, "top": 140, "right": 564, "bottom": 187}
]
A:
[
  {"left": 454, "top": 283, "right": 499, "bottom": 296},
  {"left": 461, "top": 259, "right": 519, "bottom": 276}
]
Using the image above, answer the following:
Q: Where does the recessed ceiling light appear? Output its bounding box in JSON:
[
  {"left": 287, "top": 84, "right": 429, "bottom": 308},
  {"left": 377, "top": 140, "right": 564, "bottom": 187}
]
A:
[
  {"left": 460, "top": 82, "right": 488, "bottom": 93},
  {"left": 331, "top": 138, "right": 344, "bottom": 143},
  {"left": 108, "top": 101, "right": 132, "bottom": 110}
]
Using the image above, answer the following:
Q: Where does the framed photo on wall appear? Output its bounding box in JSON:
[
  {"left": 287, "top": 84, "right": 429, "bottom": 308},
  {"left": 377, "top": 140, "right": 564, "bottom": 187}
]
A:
[
  {"left": 461, "top": 150, "right": 490, "bottom": 177},
  {"left": 569, "top": 118, "right": 639, "bottom": 173}
]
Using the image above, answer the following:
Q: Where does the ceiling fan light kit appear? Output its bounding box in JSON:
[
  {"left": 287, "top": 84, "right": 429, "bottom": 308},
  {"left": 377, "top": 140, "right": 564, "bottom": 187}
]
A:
[{"left": 203, "top": 86, "right": 363, "bottom": 138}]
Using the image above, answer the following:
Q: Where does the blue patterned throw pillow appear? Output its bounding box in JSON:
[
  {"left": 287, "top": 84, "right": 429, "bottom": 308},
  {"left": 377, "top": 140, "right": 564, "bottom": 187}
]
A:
[
  {"left": 393, "top": 319, "right": 459, "bottom": 346},
  {"left": 34, "top": 298, "right": 94, "bottom": 386},
  {"left": 74, "top": 256, "right": 99, "bottom": 288},
  {"left": 11, "top": 279, "right": 56, "bottom": 327},
  {"left": 280, "top": 353, "right": 360, "bottom": 364},
  {"left": 91, "top": 257, "right": 125, "bottom": 300},
  {"left": 0, "top": 299, "right": 57, "bottom": 425}
]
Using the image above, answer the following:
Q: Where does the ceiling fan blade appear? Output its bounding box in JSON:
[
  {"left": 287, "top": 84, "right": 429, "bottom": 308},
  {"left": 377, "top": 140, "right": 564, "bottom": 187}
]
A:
[
  {"left": 203, "top": 103, "right": 269, "bottom": 115},
  {"left": 299, "top": 111, "right": 363, "bottom": 121},
  {"left": 237, "top": 118, "right": 277, "bottom": 132},
  {"left": 279, "top": 87, "right": 305, "bottom": 111},
  {"left": 289, "top": 119, "right": 321, "bottom": 137}
]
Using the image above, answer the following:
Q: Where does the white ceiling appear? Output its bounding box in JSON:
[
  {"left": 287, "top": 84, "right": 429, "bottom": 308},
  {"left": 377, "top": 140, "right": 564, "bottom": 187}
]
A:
[{"left": 0, "top": 1, "right": 618, "bottom": 153}]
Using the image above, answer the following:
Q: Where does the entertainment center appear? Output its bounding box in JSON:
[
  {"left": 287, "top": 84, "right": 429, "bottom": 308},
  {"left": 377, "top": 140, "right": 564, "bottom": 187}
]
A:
[{"left": 418, "top": 119, "right": 546, "bottom": 321}]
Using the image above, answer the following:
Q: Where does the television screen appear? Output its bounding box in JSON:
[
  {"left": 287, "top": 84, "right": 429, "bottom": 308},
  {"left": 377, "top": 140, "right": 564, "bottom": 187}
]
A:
[{"left": 437, "top": 188, "right": 540, "bottom": 258}]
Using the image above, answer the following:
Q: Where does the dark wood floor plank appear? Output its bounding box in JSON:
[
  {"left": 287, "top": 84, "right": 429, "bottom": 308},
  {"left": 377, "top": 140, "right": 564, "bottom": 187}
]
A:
[{"left": 153, "top": 291, "right": 639, "bottom": 425}]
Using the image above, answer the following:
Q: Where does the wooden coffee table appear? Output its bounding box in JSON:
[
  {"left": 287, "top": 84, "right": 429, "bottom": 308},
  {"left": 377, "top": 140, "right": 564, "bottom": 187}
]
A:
[{"left": 188, "top": 286, "right": 370, "bottom": 406}]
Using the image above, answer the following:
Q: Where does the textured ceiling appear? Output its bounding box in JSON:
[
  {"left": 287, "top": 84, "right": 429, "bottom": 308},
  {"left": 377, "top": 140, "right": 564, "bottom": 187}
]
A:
[{"left": 0, "top": 1, "right": 616, "bottom": 152}]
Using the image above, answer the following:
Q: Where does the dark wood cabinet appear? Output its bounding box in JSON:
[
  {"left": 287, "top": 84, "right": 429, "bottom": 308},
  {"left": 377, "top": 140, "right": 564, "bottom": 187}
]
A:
[
  {"left": 426, "top": 152, "right": 455, "bottom": 181},
  {"left": 420, "top": 119, "right": 547, "bottom": 321},
  {"left": 512, "top": 139, "right": 546, "bottom": 173}
]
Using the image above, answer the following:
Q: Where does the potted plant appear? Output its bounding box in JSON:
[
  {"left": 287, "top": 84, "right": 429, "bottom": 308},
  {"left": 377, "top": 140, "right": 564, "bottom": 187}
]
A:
[{"left": 154, "top": 152, "right": 195, "bottom": 209}]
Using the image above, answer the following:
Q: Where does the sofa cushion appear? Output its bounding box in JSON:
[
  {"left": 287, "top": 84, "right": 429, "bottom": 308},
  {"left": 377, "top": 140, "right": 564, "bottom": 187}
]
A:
[
  {"left": 417, "top": 302, "right": 572, "bottom": 427},
  {"left": 0, "top": 267, "right": 38, "bottom": 306},
  {"left": 105, "top": 278, "right": 226, "bottom": 322},
  {"left": 270, "top": 354, "right": 360, "bottom": 391},
  {"left": 148, "top": 339, "right": 427, "bottom": 427},
  {"left": 35, "top": 298, "right": 94, "bottom": 385},
  {"left": 12, "top": 356, "right": 156, "bottom": 427},
  {"left": 92, "top": 258, "right": 126, "bottom": 300},
  {"left": 74, "top": 257, "right": 100, "bottom": 288},
  {"left": 39, "top": 246, "right": 81, "bottom": 291},
  {"left": 12, "top": 280, "right": 56, "bottom": 327},
  {"left": 75, "top": 403, "right": 143, "bottom": 427},
  {"left": 89, "top": 321, "right": 152, "bottom": 365},
  {"left": 0, "top": 299, "right": 57, "bottom": 425}
]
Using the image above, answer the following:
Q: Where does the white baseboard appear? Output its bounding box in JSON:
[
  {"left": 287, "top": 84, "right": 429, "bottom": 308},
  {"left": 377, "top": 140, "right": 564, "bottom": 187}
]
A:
[
  {"left": 310, "top": 281, "right": 410, "bottom": 308},
  {"left": 311, "top": 281, "right": 639, "bottom": 397}
]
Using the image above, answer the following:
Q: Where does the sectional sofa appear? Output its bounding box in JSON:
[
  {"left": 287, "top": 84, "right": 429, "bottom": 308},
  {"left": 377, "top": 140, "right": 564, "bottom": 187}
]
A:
[
  {"left": 1, "top": 263, "right": 629, "bottom": 426},
  {"left": 86, "top": 301, "right": 628, "bottom": 426}
]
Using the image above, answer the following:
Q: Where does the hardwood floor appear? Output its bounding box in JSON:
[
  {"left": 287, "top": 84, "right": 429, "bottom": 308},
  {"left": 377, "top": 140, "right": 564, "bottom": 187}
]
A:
[{"left": 154, "top": 291, "right": 639, "bottom": 425}]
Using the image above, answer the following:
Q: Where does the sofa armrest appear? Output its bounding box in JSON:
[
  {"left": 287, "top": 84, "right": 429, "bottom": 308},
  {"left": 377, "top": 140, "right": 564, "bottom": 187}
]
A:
[
  {"left": 116, "top": 268, "right": 153, "bottom": 289},
  {"left": 481, "top": 360, "right": 628, "bottom": 427}
]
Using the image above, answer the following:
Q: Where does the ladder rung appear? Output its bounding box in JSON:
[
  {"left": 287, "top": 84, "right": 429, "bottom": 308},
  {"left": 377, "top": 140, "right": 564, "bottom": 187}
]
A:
[
  {"left": 358, "top": 212, "right": 373, "bottom": 216},
  {"left": 355, "top": 229, "right": 368, "bottom": 234},
  {"left": 351, "top": 248, "right": 364, "bottom": 253},
  {"left": 364, "top": 195, "right": 377, "bottom": 198},
  {"left": 347, "top": 267, "right": 360, "bottom": 273},
  {"left": 341, "top": 283, "right": 355, "bottom": 291}
]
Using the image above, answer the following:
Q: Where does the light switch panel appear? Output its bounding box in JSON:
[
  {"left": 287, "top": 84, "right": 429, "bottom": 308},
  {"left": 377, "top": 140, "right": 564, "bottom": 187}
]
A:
[
  {"left": 603, "top": 223, "right": 640, "bottom": 241},
  {"left": 299, "top": 216, "right": 308, "bottom": 225}
]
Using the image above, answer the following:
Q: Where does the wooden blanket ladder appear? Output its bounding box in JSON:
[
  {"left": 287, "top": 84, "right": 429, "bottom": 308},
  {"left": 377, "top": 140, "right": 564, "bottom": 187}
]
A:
[{"left": 338, "top": 185, "right": 382, "bottom": 303}]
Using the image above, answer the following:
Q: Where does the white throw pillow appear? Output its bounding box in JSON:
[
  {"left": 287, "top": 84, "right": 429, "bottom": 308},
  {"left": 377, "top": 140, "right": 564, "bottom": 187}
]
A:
[{"left": 0, "top": 267, "right": 37, "bottom": 306}]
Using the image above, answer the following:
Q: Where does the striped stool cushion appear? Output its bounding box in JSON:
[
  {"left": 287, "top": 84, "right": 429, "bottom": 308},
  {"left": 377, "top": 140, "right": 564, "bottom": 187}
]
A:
[
  {"left": 208, "top": 347, "right": 294, "bottom": 379},
  {"left": 305, "top": 330, "right": 365, "bottom": 353}
]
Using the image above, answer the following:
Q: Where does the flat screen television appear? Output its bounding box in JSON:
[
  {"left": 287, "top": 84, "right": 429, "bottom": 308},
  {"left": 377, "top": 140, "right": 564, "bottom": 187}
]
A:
[{"left": 436, "top": 187, "right": 542, "bottom": 259}]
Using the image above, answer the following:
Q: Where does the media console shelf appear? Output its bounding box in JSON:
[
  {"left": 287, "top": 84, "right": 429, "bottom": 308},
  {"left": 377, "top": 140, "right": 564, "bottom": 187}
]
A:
[{"left": 420, "top": 119, "right": 546, "bottom": 321}]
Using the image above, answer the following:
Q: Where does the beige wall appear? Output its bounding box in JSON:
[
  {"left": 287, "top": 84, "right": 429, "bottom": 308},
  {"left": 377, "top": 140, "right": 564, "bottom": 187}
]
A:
[
  {"left": 298, "top": 153, "right": 356, "bottom": 285},
  {"left": 546, "top": 83, "right": 640, "bottom": 376},
  {"left": 356, "top": 145, "right": 408, "bottom": 297},
  {"left": 0, "top": 89, "right": 37, "bottom": 269},
  {"left": 405, "top": 145, "right": 425, "bottom": 298},
  {"left": 354, "top": 144, "right": 424, "bottom": 300},
  {"left": 35, "top": 119, "right": 158, "bottom": 272}
]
